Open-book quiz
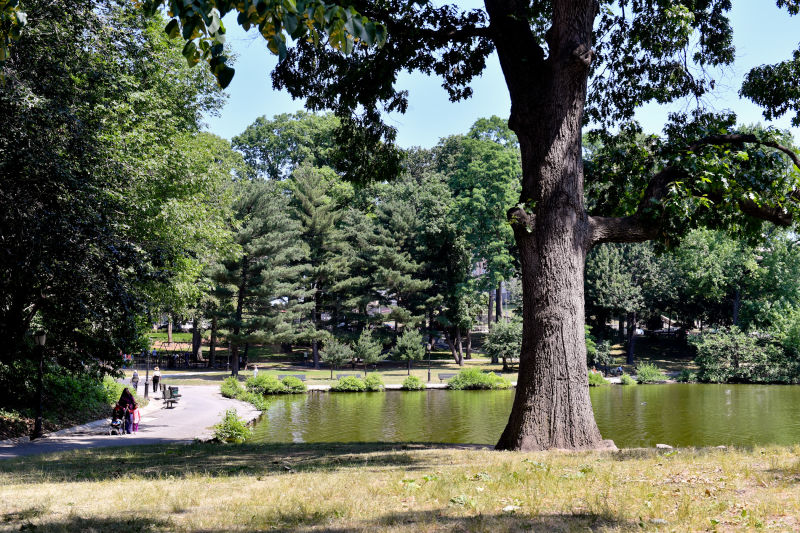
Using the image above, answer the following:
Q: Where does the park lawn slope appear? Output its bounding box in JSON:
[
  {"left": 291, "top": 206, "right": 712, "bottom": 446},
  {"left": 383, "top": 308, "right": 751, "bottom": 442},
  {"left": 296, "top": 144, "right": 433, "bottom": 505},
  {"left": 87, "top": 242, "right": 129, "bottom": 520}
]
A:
[{"left": 1, "top": 443, "right": 800, "bottom": 531}]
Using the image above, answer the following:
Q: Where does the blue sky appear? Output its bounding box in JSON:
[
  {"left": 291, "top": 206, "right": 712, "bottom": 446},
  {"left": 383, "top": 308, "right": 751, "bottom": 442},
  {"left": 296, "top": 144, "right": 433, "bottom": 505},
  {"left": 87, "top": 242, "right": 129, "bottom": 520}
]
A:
[{"left": 204, "top": 2, "right": 800, "bottom": 148}]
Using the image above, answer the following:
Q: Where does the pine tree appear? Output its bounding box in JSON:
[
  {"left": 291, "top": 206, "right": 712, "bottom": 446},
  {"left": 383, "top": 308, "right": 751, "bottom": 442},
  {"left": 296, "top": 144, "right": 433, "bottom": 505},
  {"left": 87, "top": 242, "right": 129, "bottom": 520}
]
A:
[
  {"left": 213, "top": 181, "right": 311, "bottom": 376},
  {"left": 290, "top": 164, "right": 350, "bottom": 369}
]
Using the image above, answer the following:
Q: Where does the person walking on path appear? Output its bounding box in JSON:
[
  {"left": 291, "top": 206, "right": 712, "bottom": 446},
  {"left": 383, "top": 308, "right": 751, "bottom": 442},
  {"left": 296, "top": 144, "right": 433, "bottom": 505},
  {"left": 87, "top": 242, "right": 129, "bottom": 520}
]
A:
[
  {"left": 117, "top": 388, "right": 137, "bottom": 435},
  {"left": 152, "top": 366, "right": 161, "bottom": 395},
  {"left": 131, "top": 370, "right": 139, "bottom": 392}
]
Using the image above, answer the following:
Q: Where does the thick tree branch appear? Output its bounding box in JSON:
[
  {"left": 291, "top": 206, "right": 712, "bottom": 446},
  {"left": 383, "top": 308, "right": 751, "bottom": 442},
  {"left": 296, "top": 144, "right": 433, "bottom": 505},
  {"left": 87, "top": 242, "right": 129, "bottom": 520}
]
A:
[{"left": 588, "top": 135, "right": 800, "bottom": 245}]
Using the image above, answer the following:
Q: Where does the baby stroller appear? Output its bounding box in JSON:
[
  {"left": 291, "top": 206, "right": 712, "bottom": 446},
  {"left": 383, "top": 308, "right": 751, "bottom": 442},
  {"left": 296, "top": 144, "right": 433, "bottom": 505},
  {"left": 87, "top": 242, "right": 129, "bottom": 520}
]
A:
[{"left": 109, "top": 404, "right": 125, "bottom": 435}]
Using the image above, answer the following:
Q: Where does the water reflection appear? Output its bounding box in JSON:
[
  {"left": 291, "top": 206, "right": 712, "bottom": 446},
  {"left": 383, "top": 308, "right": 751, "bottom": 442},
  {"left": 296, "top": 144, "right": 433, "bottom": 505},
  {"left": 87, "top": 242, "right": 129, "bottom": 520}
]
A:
[{"left": 248, "top": 384, "right": 800, "bottom": 448}]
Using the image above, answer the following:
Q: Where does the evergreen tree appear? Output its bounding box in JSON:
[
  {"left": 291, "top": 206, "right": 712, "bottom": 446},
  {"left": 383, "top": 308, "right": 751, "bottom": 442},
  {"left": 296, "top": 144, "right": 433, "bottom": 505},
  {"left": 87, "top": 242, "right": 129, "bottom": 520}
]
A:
[
  {"left": 290, "top": 165, "right": 350, "bottom": 369},
  {"left": 353, "top": 329, "right": 384, "bottom": 376},
  {"left": 213, "top": 181, "right": 310, "bottom": 376},
  {"left": 393, "top": 328, "right": 425, "bottom": 376}
]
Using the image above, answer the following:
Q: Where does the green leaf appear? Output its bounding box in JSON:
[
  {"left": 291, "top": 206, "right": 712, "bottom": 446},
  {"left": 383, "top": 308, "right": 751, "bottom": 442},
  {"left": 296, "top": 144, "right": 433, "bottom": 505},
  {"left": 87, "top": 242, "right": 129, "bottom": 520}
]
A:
[
  {"left": 216, "top": 65, "right": 235, "bottom": 88},
  {"left": 165, "top": 18, "right": 180, "bottom": 39}
]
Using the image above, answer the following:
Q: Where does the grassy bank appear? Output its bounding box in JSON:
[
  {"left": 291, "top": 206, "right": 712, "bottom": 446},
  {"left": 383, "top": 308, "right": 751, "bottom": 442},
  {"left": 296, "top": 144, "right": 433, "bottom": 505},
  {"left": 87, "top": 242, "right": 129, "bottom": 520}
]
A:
[
  {"left": 122, "top": 357, "right": 518, "bottom": 387},
  {"left": 2, "top": 443, "right": 799, "bottom": 531}
]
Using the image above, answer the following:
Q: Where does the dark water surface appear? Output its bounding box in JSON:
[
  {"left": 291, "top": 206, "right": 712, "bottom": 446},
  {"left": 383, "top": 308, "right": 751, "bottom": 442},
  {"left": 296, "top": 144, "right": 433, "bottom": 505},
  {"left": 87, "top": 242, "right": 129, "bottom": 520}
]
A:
[{"left": 248, "top": 384, "right": 800, "bottom": 448}]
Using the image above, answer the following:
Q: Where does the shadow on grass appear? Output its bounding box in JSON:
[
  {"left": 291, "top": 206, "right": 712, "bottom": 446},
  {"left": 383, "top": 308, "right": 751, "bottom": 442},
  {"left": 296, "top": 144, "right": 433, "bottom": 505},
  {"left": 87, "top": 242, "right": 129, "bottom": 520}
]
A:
[
  {"left": 4, "top": 510, "right": 635, "bottom": 533},
  {"left": 0, "top": 441, "right": 491, "bottom": 484},
  {"left": 256, "top": 509, "right": 636, "bottom": 533},
  {"left": 1, "top": 514, "right": 173, "bottom": 533}
]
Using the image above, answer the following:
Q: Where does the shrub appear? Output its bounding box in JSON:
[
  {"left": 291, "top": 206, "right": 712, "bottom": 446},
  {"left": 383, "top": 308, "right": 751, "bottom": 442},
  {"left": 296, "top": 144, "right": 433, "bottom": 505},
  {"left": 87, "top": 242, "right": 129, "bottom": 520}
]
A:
[
  {"left": 281, "top": 376, "right": 307, "bottom": 393},
  {"left": 364, "top": 374, "right": 385, "bottom": 391},
  {"left": 238, "top": 391, "right": 271, "bottom": 411},
  {"left": 401, "top": 375, "right": 426, "bottom": 391},
  {"left": 690, "top": 327, "right": 796, "bottom": 383},
  {"left": 447, "top": 368, "right": 511, "bottom": 390},
  {"left": 213, "top": 409, "right": 252, "bottom": 444},
  {"left": 636, "top": 363, "right": 667, "bottom": 384},
  {"left": 221, "top": 376, "right": 244, "bottom": 398},
  {"left": 675, "top": 368, "right": 698, "bottom": 382},
  {"left": 619, "top": 373, "right": 637, "bottom": 386},
  {"left": 246, "top": 374, "right": 287, "bottom": 395},
  {"left": 331, "top": 376, "right": 367, "bottom": 392},
  {"left": 588, "top": 371, "right": 610, "bottom": 386}
]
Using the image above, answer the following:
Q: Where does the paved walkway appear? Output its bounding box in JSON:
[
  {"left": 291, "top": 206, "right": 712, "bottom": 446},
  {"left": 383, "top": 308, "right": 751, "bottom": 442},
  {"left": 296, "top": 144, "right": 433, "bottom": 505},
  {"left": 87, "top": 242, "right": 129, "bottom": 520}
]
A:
[{"left": 0, "top": 386, "right": 260, "bottom": 460}]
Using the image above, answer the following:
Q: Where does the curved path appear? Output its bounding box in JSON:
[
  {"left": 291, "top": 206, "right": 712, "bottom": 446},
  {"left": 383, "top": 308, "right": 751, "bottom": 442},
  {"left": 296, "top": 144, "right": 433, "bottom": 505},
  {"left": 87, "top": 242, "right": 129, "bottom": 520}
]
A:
[{"left": 0, "top": 385, "right": 260, "bottom": 460}]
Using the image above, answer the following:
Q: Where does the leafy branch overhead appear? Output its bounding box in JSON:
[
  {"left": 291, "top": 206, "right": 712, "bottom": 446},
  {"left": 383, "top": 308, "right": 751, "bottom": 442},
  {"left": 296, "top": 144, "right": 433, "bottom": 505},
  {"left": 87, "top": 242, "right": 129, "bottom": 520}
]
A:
[{"left": 140, "top": 0, "right": 387, "bottom": 88}]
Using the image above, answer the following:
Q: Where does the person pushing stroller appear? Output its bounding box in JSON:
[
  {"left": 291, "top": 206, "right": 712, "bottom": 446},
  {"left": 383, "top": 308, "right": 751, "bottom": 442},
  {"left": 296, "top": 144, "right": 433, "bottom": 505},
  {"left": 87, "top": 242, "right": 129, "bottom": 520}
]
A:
[{"left": 114, "top": 388, "right": 138, "bottom": 435}]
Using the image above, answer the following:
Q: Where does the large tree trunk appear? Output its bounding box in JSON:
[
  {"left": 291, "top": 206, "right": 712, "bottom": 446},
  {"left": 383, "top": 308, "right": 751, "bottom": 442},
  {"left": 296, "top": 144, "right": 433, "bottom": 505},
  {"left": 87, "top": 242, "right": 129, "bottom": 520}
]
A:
[
  {"left": 465, "top": 330, "right": 472, "bottom": 359},
  {"left": 493, "top": 0, "right": 608, "bottom": 451},
  {"left": 167, "top": 318, "right": 173, "bottom": 344}
]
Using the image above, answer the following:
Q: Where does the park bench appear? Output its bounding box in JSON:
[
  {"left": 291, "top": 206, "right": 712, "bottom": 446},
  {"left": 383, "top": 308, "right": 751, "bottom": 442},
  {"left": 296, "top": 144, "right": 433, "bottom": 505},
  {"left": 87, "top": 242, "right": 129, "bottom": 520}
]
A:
[
  {"left": 278, "top": 374, "right": 307, "bottom": 381},
  {"left": 335, "top": 373, "right": 360, "bottom": 380},
  {"left": 163, "top": 386, "right": 181, "bottom": 408},
  {"left": 438, "top": 373, "right": 457, "bottom": 382}
]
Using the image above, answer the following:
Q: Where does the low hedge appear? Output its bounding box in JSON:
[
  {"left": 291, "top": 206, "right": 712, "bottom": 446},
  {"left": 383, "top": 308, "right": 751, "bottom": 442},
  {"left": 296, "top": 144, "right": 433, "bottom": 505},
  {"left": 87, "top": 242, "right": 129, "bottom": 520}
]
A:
[
  {"left": 281, "top": 376, "right": 307, "bottom": 393},
  {"left": 401, "top": 375, "right": 426, "bottom": 391},
  {"left": 588, "top": 372, "right": 610, "bottom": 386},
  {"left": 331, "top": 376, "right": 367, "bottom": 392},
  {"left": 364, "top": 374, "right": 384, "bottom": 391},
  {"left": 447, "top": 369, "right": 510, "bottom": 390}
]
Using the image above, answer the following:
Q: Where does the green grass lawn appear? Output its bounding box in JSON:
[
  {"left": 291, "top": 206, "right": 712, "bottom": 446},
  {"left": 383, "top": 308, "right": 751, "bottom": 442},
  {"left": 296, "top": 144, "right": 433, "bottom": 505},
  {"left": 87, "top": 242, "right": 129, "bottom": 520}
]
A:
[{"left": 2, "top": 442, "right": 799, "bottom": 531}]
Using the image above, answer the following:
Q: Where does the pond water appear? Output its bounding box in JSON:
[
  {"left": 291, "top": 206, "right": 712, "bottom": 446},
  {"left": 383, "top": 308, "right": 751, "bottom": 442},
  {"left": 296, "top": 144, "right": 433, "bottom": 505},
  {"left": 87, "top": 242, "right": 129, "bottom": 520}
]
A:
[{"left": 248, "top": 384, "right": 800, "bottom": 448}]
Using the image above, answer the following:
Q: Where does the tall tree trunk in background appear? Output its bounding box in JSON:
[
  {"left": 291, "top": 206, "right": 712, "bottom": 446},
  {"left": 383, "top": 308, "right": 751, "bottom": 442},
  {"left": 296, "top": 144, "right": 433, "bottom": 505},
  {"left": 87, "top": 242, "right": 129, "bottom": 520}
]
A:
[
  {"left": 312, "top": 290, "right": 320, "bottom": 369},
  {"left": 242, "top": 342, "right": 250, "bottom": 370},
  {"left": 488, "top": 290, "right": 494, "bottom": 328},
  {"left": 494, "top": 0, "right": 607, "bottom": 451},
  {"left": 465, "top": 330, "right": 472, "bottom": 359},
  {"left": 626, "top": 311, "right": 636, "bottom": 365},
  {"left": 209, "top": 316, "right": 217, "bottom": 368},
  {"left": 618, "top": 314, "right": 626, "bottom": 341},
  {"left": 445, "top": 328, "right": 462, "bottom": 365},
  {"left": 191, "top": 317, "right": 201, "bottom": 359},
  {"left": 231, "top": 254, "right": 248, "bottom": 377},
  {"left": 456, "top": 327, "right": 464, "bottom": 363},
  {"left": 732, "top": 287, "right": 741, "bottom": 326},
  {"left": 496, "top": 285, "right": 503, "bottom": 322},
  {"left": 167, "top": 318, "right": 173, "bottom": 344}
]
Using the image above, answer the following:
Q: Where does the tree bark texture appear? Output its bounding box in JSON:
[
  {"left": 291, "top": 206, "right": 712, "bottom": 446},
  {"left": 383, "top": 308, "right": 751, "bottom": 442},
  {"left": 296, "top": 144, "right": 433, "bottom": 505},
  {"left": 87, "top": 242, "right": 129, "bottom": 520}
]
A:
[{"left": 493, "top": 0, "right": 608, "bottom": 451}]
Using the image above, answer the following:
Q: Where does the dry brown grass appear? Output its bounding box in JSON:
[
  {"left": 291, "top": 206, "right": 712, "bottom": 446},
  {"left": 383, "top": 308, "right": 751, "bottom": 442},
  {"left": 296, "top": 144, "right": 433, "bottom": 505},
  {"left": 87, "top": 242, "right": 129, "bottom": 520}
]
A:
[{"left": 2, "top": 442, "right": 800, "bottom": 531}]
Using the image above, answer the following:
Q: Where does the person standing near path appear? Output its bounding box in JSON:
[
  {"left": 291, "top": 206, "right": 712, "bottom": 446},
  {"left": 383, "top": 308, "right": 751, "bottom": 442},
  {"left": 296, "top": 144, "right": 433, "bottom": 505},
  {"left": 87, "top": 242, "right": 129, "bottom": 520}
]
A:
[
  {"left": 152, "top": 366, "right": 161, "bottom": 395},
  {"left": 131, "top": 370, "right": 139, "bottom": 392}
]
